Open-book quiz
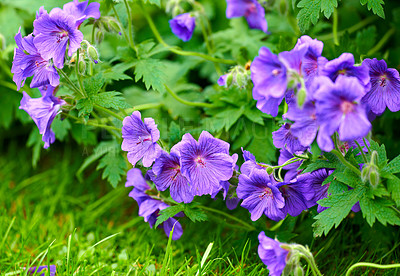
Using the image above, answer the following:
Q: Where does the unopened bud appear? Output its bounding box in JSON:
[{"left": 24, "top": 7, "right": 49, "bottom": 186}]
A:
[
  {"left": 370, "top": 150, "right": 378, "bottom": 167},
  {"left": 95, "top": 30, "right": 104, "bottom": 44},
  {"left": 369, "top": 168, "right": 380, "bottom": 188},
  {"left": 297, "top": 87, "right": 307, "bottom": 108},
  {"left": 266, "top": 166, "right": 274, "bottom": 175},
  {"left": 0, "top": 33, "right": 5, "bottom": 51},
  {"left": 361, "top": 164, "right": 369, "bottom": 182},
  {"left": 279, "top": 0, "right": 287, "bottom": 14},
  {"left": 236, "top": 73, "right": 245, "bottom": 88},
  {"left": 88, "top": 46, "right": 99, "bottom": 63},
  {"left": 294, "top": 266, "right": 304, "bottom": 276},
  {"left": 78, "top": 60, "right": 86, "bottom": 75},
  {"left": 226, "top": 73, "right": 234, "bottom": 87},
  {"left": 108, "top": 20, "right": 121, "bottom": 33}
]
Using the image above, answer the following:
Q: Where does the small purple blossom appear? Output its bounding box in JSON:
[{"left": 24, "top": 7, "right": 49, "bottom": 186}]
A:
[
  {"left": 211, "top": 180, "right": 241, "bottom": 210},
  {"left": 152, "top": 150, "right": 194, "bottom": 203},
  {"left": 27, "top": 265, "right": 56, "bottom": 276},
  {"left": 11, "top": 29, "right": 59, "bottom": 90},
  {"left": 121, "top": 111, "right": 162, "bottom": 167},
  {"left": 126, "top": 169, "right": 183, "bottom": 240},
  {"left": 33, "top": 9, "right": 84, "bottom": 69},
  {"left": 272, "top": 123, "right": 308, "bottom": 154},
  {"left": 169, "top": 13, "right": 196, "bottom": 42},
  {"left": 258, "top": 232, "right": 289, "bottom": 276},
  {"left": 61, "top": 0, "right": 101, "bottom": 27},
  {"left": 240, "top": 148, "right": 266, "bottom": 176},
  {"left": 321, "top": 53, "right": 370, "bottom": 90},
  {"left": 172, "top": 131, "right": 235, "bottom": 197},
  {"left": 278, "top": 149, "right": 303, "bottom": 181},
  {"left": 237, "top": 169, "right": 285, "bottom": 221},
  {"left": 218, "top": 74, "right": 228, "bottom": 86},
  {"left": 277, "top": 178, "right": 309, "bottom": 217},
  {"left": 19, "top": 92, "right": 66, "bottom": 149},
  {"left": 361, "top": 58, "right": 400, "bottom": 114},
  {"left": 315, "top": 76, "right": 371, "bottom": 152},
  {"left": 226, "top": 0, "right": 268, "bottom": 33},
  {"left": 300, "top": 169, "right": 332, "bottom": 212}
]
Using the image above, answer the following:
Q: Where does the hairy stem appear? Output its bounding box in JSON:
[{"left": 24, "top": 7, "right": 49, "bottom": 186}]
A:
[
  {"left": 354, "top": 140, "right": 368, "bottom": 164},
  {"left": 64, "top": 113, "right": 121, "bottom": 132},
  {"left": 75, "top": 49, "right": 87, "bottom": 98},
  {"left": 123, "top": 0, "right": 137, "bottom": 51},
  {"left": 331, "top": 149, "right": 361, "bottom": 176},
  {"left": 94, "top": 104, "right": 125, "bottom": 121},
  {"left": 57, "top": 68, "right": 82, "bottom": 97},
  {"left": 345, "top": 262, "right": 400, "bottom": 276},
  {"left": 165, "top": 85, "right": 215, "bottom": 108}
]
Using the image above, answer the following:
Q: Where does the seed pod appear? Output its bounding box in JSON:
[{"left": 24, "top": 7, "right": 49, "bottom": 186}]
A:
[{"left": 88, "top": 46, "right": 99, "bottom": 63}]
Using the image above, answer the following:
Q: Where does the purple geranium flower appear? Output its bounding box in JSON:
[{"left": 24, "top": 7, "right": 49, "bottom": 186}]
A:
[
  {"left": 226, "top": 0, "right": 268, "bottom": 33},
  {"left": 169, "top": 13, "right": 196, "bottom": 42},
  {"left": 33, "top": 9, "right": 84, "bottom": 69},
  {"left": 272, "top": 123, "right": 308, "bottom": 154},
  {"left": 152, "top": 150, "right": 194, "bottom": 203},
  {"left": 300, "top": 169, "right": 332, "bottom": 212},
  {"left": 27, "top": 265, "right": 56, "bottom": 276},
  {"left": 278, "top": 149, "right": 303, "bottom": 181},
  {"left": 277, "top": 178, "right": 309, "bottom": 217},
  {"left": 61, "top": 0, "right": 101, "bottom": 27},
  {"left": 218, "top": 74, "right": 228, "bottom": 86},
  {"left": 361, "top": 58, "right": 400, "bottom": 114},
  {"left": 19, "top": 92, "right": 65, "bottom": 149},
  {"left": 237, "top": 169, "right": 285, "bottom": 221},
  {"left": 121, "top": 111, "right": 162, "bottom": 167},
  {"left": 172, "top": 131, "right": 235, "bottom": 197},
  {"left": 126, "top": 169, "right": 183, "bottom": 240},
  {"left": 315, "top": 76, "right": 371, "bottom": 152},
  {"left": 240, "top": 148, "right": 267, "bottom": 176},
  {"left": 258, "top": 232, "right": 289, "bottom": 276},
  {"left": 11, "top": 29, "right": 60, "bottom": 90},
  {"left": 211, "top": 180, "right": 241, "bottom": 210},
  {"left": 321, "top": 53, "right": 370, "bottom": 90}
]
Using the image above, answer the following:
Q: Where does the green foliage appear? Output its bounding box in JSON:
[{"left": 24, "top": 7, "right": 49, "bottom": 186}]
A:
[
  {"left": 133, "top": 59, "right": 167, "bottom": 93},
  {"left": 141, "top": 0, "right": 161, "bottom": 7},
  {"left": 360, "top": 0, "right": 385, "bottom": 18},
  {"left": 155, "top": 203, "right": 208, "bottom": 228},
  {"left": 360, "top": 197, "right": 400, "bottom": 226},
  {"left": 97, "top": 145, "right": 127, "bottom": 188},
  {"left": 296, "top": 0, "right": 338, "bottom": 32}
]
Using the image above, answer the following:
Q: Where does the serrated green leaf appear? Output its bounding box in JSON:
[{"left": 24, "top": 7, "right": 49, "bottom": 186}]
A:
[
  {"left": 244, "top": 106, "right": 264, "bottom": 125},
  {"left": 183, "top": 204, "right": 208, "bottom": 223},
  {"left": 93, "top": 92, "right": 131, "bottom": 110},
  {"left": 83, "top": 73, "right": 105, "bottom": 95},
  {"left": 313, "top": 186, "right": 365, "bottom": 237},
  {"left": 155, "top": 205, "right": 184, "bottom": 228},
  {"left": 369, "top": 139, "right": 387, "bottom": 168},
  {"left": 296, "top": 0, "right": 338, "bottom": 32},
  {"left": 334, "top": 168, "right": 360, "bottom": 188},
  {"left": 133, "top": 58, "right": 166, "bottom": 93},
  {"left": 360, "top": 197, "right": 400, "bottom": 227},
  {"left": 383, "top": 154, "right": 400, "bottom": 174},
  {"left": 360, "top": 0, "right": 385, "bottom": 18},
  {"left": 387, "top": 175, "right": 400, "bottom": 207},
  {"left": 141, "top": 0, "right": 161, "bottom": 7},
  {"left": 52, "top": 118, "right": 71, "bottom": 141},
  {"left": 76, "top": 98, "right": 93, "bottom": 118},
  {"left": 103, "top": 63, "right": 133, "bottom": 82},
  {"left": 97, "top": 149, "right": 126, "bottom": 188}
]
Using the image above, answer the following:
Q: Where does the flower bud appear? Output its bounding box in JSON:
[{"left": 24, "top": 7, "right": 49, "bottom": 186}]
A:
[
  {"left": 0, "top": 33, "right": 5, "bottom": 51},
  {"left": 95, "top": 30, "right": 104, "bottom": 44},
  {"left": 108, "top": 20, "right": 121, "bottom": 33},
  {"left": 279, "top": 0, "right": 288, "bottom": 14},
  {"left": 369, "top": 167, "right": 380, "bottom": 188},
  {"left": 361, "top": 164, "right": 369, "bottom": 183},
  {"left": 266, "top": 166, "right": 274, "bottom": 175},
  {"left": 226, "top": 73, "right": 234, "bottom": 87},
  {"left": 78, "top": 60, "right": 86, "bottom": 75},
  {"left": 294, "top": 265, "right": 304, "bottom": 276},
  {"left": 297, "top": 86, "right": 307, "bottom": 108},
  {"left": 88, "top": 46, "right": 99, "bottom": 63},
  {"left": 236, "top": 73, "right": 245, "bottom": 88}
]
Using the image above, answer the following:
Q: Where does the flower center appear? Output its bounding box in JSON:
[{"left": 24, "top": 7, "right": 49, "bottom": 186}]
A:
[
  {"left": 340, "top": 101, "right": 354, "bottom": 114},
  {"left": 272, "top": 69, "right": 281, "bottom": 76},
  {"left": 136, "top": 136, "right": 151, "bottom": 145},
  {"left": 379, "top": 75, "right": 387, "bottom": 87},
  {"left": 34, "top": 59, "right": 47, "bottom": 68},
  {"left": 338, "top": 69, "right": 347, "bottom": 75},
  {"left": 339, "top": 142, "right": 350, "bottom": 154},
  {"left": 171, "top": 166, "right": 181, "bottom": 181},
  {"left": 195, "top": 156, "right": 206, "bottom": 168},
  {"left": 260, "top": 187, "right": 272, "bottom": 199},
  {"left": 245, "top": 3, "right": 257, "bottom": 16},
  {"left": 56, "top": 31, "right": 68, "bottom": 43}
]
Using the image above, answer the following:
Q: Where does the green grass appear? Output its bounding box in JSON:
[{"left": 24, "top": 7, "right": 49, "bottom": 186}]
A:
[{"left": 0, "top": 139, "right": 399, "bottom": 276}]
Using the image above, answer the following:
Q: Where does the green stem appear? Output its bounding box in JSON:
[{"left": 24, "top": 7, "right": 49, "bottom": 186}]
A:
[
  {"left": 259, "top": 157, "right": 300, "bottom": 170},
  {"left": 64, "top": 113, "right": 121, "bottom": 131},
  {"left": 198, "top": 205, "right": 256, "bottom": 231},
  {"left": 123, "top": 0, "right": 137, "bottom": 51},
  {"left": 57, "top": 68, "right": 82, "bottom": 96},
  {"left": 112, "top": 3, "right": 132, "bottom": 50},
  {"left": 140, "top": 4, "right": 236, "bottom": 65},
  {"left": 295, "top": 246, "right": 323, "bottom": 276},
  {"left": 318, "top": 16, "right": 377, "bottom": 41},
  {"left": 346, "top": 262, "right": 400, "bottom": 276},
  {"left": 331, "top": 149, "right": 361, "bottom": 176},
  {"left": 333, "top": 9, "right": 339, "bottom": 45},
  {"left": 94, "top": 104, "right": 125, "bottom": 121},
  {"left": 165, "top": 85, "right": 215, "bottom": 108},
  {"left": 367, "top": 28, "right": 396, "bottom": 56},
  {"left": 75, "top": 49, "right": 87, "bottom": 98},
  {"left": 125, "top": 102, "right": 163, "bottom": 113},
  {"left": 354, "top": 140, "right": 368, "bottom": 164},
  {"left": 0, "top": 80, "right": 21, "bottom": 93}
]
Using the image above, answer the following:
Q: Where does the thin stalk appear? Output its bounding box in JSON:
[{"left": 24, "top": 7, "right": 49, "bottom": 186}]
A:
[
  {"left": 295, "top": 246, "right": 323, "bottom": 276},
  {"left": 64, "top": 113, "right": 121, "bottom": 131},
  {"left": 198, "top": 205, "right": 256, "bottom": 231},
  {"left": 140, "top": 4, "right": 236, "bottom": 65},
  {"left": 94, "top": 104, "right": 125, "bottom": 121},
  {"left": 345, "top": 262, "right": 400, "bottom": 276},
  {"left": 123, "top": 0, "right": 136, "bottom": 51},
  {"left": 75, "top": 49, "right": 87, "bottom": 98},
  {"left": 57, "top": 68, "right": 82, "bottom": 96},
  {"left": 0, "top": 80, "right": 21, "bottom": 93},
  {"left": 333, "top": 9, "right": 339, "bottom": 45},
  {"left": 125, "top": 102, "right": 163, "bottom": 114},
  {"left": 318, "top": 16, "right": 377, "bottom": 41},
  {"left": 331, "top": 149, "right": 361, "bottom": 176},
  {"left": 367, "top": 28, "right": 396, "bottom": 56},
  {"left": 165, "top": 85, "right": 215, "bottom": 108},
  {"left": 354, "top": 140, "right": 368, "bottom": 164},
  {"left": 112, "top": 3, "right": 130, "bottom": 47}
]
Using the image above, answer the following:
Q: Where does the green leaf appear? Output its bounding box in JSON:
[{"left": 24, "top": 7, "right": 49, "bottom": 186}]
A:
[
  {"left": 334, "top": 168, "right": 360, "bottom": 188},
  {"left": 97, "top": 148, "right": 126, "bottom": 188},
  {"left": 313, "top": 186, "right": 365, "bottom": 237},
  {"left": 360, "top": 197, "right": 400, "bottom": 227},
  {"left": 93, "top": 92, "right": 131, "bottom": 110},
  {"left": 103, "top": 63, "right": 133, "bottom": 82},
  {"left": 83, "top": 73, "right": 105, "bottom": 95},
  {"left": 155, "top": 205, "right": 184, "bottom": 228},
  {"left": 26, "top": 127, "right": 43, "bottom": 168},
  {"left": 133, "top": 58, "right": 166, "bottom": 93},
  {"left": 183, "top": 204, "right": 208, "bottom": 223},
  {"left": 383, "top": 154, "right": 400, "bottom": 174},
  {"left": 76, "top": 98, "right": 93, "bottom": 118},
  {"left": 244, "top": 106, "right": 265, "bottom": 125},
  {"left": 141, "top": 0, "right": 161, "bottom": 7},
  {"left": 52, "top": 118, "right": 71, "bottom": 141},
  {"left": 387, "top": 175, "right": 400, "bottom": 207},
  {"left": 369, "top": 139, "right": 387, "bottom": 168},
  {"left": 360, "top": 0, "right": 385, "bottom": 18},
  {"left": 296, "top": 0, "right": 338, "bottom": 32}
]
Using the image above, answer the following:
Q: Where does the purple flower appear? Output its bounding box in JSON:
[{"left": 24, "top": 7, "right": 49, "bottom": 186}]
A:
[
  {"left": 126, "top": 169, "right": 183, "bottom": 240},
  {"left": 121, "top": 111, "right": 162, "bottom": 167},
  {"left": 321, "top": 53, "right": 370, "bottom": 90},
  {"left": 11, "top": 29, "right": 59, "bottom": 90},
  {"left": 361, "top": 58, "right": 400, "bottom": 114},
  {"left": 284, "top": 101, "right": 318, "bottom": 147},
  {"left": 152, "top": 150, "right": 194, "bottom": 203},
  {"left": 237, "top": 169, "right": 285, "bottom": 221},
  {"left": 258, "top": 232, "right": 289, "bottom": 276},
  {"left": 240, "top": 148, "right": 266, "bottom": 176},
  {"left": 169, "top": 13, "right": 196, "bottom": 42},
  {"left": 278, "top": 149, "right": 303, "bottom": 181},
  {"left": 272, "top": 123, "right": 308, "bottom": 154},
  {"left": 33, "top": 9, "right": 84, "bottom": 69},
  {"left": 19, "top": 92, "right": 65, "bottom": 149},
  {"left": 172, "top": 131, "right": 235, "bottom": 197},
  {"left": 226, "top": 0, "right": 268, "bottom": 33},
  {"left": 36, "top": 6, "right": 47, "bottom": 19},
  {"left": 293, "top": 35, "right": 327, "bottom": 85},
  {"left": 301, "top": 169, "right": 332, "bottom": 212},
  {"left": 27, "top": 265, "right": 56, "bottom": 276},
  {"left": 277, "top": 179, "right": 309, "bottom": 217},
  {"left": 218, "top": 74, "right": 228, "bottom": 86},
  {"left": 211, "top": 180, "right": 241, "bottom": 210},
  {"left": 315, "top": 76, "right": 371, "bottom": 152},
  {"left": 60, "top": 0, "right": 101, "bottom": 27},
  {"left": 278, "top": 44, "right": 308, "bottom": 78}
]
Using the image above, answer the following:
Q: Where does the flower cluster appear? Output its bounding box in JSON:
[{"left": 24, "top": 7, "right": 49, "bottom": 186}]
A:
[
  {"left": 14, "top": 1, "right": 100, "bottom": 148},
  {"left": 249, "top": 35, "right": 400, "bottom": 152}
]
